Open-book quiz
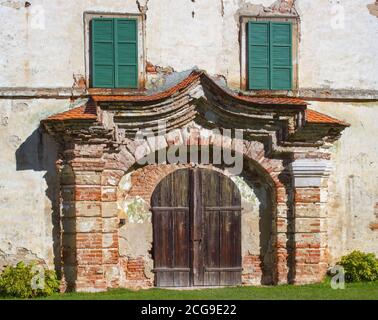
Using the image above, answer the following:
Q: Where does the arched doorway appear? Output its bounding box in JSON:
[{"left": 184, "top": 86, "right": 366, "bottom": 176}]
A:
[{"left": 151, "top": 168, "right": 242, "bottom": 287}]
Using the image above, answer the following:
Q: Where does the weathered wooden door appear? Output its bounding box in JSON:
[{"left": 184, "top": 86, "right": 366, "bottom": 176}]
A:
[
  {"left": 151, "top": 168, "right": 241, "bottom": 287},
  {"left": 151, "top": 169, "right": 191, "bottom": 287}
]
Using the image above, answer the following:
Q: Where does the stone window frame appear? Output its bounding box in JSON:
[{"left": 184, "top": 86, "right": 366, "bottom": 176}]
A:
[
  {"left": 84, "top": 12, "right": 146, "bottom": 91},
  {"left": 240, "top": 15, "right": 299, "bottom": 94}
]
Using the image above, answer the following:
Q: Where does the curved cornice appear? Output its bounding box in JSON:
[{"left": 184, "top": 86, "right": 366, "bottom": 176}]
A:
[{"left": 42, "top": 70, "right": 349, "bottom": 150}]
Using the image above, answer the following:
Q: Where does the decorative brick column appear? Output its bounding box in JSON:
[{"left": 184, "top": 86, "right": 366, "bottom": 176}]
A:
[
  {"left": 60, "top": 143, "right": 120, "bottom": 292},
  {"left": 291, "top": 159, "right": 331, "bottom": 284}
]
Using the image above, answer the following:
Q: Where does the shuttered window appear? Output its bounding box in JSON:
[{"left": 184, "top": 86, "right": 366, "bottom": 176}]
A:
[
  {"left": 92, "top": 18, "right": 138, "bottom": 88},
  {"left": 248, "top": 21, "right": 292, "bottom": 90}
]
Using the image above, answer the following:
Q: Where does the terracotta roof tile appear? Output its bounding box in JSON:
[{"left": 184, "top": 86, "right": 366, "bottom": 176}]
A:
[
  {"left": 236, "top": 94, "right": 307, "bottom": 106},
  {"left": 306, "top": 109, "right": 349, "bottom": 126},
  {"left": 92, "top": 70, "right": 307, "bottom": 106},
  {"left": 41, "top": 71, "right": 348, "bottom": 128},
  {"left": 43, "top": 104, "right": 97, "bottom": 122}
]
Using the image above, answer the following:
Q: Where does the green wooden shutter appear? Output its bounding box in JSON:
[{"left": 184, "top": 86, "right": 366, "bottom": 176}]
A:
[
  {"left": 92, "top": 18, "right": 115, "bottom": 88},
  {"left": 270, "top": 22, "right": 292, "bottom": 90},
  {"left": 248, "top": 22, "right": 270, "bottom": 90},
  {"left": 92, "top": 18, "right": 138, "bottom": 88},
  {"left": 248, "top": 21, "right": 292, "bottom": 90},
  {"left": 115, "top": 18, "right": 138, "bottom": 88}
]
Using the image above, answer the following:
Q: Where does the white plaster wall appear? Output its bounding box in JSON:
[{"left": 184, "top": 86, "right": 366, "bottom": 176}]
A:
[
  {"left": 309, "top": 101, "right": 378, "bottom": 262},
  {"left": 0, "top": 0, "right": 377, "bottom": 89},
  {"left": 297, "top": 0, "right": 378, "bottom": 90},
  {"left": 0, "top": 99, "right": 71, "bottom": 267}
]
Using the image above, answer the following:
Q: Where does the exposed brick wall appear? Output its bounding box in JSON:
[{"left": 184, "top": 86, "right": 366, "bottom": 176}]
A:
[
  {"left": 293, "top": 187, "right": 327, "bottom": 284},
  {"left": 57, "top": 131, "right": 331, "bottom": 291},
  {"left": 126, "top": 164, "right": 190, "bottom": 204},
  {"left": 121, "top": 256, "right": 153, "bottom": 288},
  {"left": 242, "top": 255, "right": 263, "bottom": 285}
]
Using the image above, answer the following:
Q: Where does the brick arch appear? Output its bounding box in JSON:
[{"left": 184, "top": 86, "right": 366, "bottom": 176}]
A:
[
  {"left": 60, "top": 136, "right": 298, "bottom": 292},
  {"left": 104, "top": 131, "right": 285, "bottom": 193},
  {"left": 102, "top": 134, "right": 291, "bottom": 286},
  {"left": 62, "top": 131, "right": 295, "bottom": 291}
]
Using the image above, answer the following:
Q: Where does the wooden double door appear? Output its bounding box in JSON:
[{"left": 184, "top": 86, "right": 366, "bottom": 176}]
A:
[{"left": 151, "top": 168, "right": 242, "bottom": 287}]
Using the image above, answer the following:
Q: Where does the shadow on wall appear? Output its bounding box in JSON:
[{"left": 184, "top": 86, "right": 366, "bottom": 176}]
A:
[
  {"left": 242, "top": 157, "right": 296, "bottom": 285},
  {"left": 15, "top": 127, "right": 62, "bottom": 279},
  {"left": 240, "top": 165, "right": 275, "bottom": 285}
]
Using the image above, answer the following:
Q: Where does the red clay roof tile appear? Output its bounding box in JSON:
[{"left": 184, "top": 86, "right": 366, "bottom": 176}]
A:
[
  {"left": 92, "top": 70, "right": 307, "bottom": 106},
  {"left": 92, "top": 71, "right": 203, "bottom": 103},
  {"left": 236, "top": 94, "right": 307, "bottom": 106},
  {"left": 42, "top": 104, "right": 97, "bottom": 122},
  {"left": 306, "top": 109, "right": 350, "bottom": 126}
]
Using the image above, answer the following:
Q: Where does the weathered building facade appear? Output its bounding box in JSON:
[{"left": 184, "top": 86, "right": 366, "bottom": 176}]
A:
[{"left": 0, "top": 0, "right": 377, "bottom": 292}]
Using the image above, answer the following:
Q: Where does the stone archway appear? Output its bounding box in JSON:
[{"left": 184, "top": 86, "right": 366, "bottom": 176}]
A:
[
  {"left": 115, "top": 159, "right": 279, "bottom": 288},
  {"left": 102, "top": 136, "right": 287, "bottom": 289},
  {"left": 54, "top": 126, "right": 333, "bottom": 292},
  {"left": 43, "top": 71, "right": 348, "bottom": 292}
]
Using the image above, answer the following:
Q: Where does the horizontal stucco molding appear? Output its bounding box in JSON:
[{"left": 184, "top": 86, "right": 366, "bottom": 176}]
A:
[{"left": 0, "top": 87, "right": 377, "bottom": 102}]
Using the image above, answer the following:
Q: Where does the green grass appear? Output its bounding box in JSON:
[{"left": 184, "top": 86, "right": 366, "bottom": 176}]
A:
[{"left": 2, "top": 279, "right": 376, "bottom": 300}]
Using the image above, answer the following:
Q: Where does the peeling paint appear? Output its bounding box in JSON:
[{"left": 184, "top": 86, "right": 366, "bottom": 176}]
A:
[
  {"left": 118, "top": 173, "right": 132, "bottom": 192},
  {"left": 72, "top": 74, "right": 86, "bottom": 90},
  {"left": 232, "top": 176, "right": 258, "bottom": 205},
  {"left": 136, "top": 0, "right": 149, "bottom": 15},
  {"left": 121, "top": 196, "right": 151, "bottom": 224},
  {"left": 0, "top": 115, "right": 8, "bottom": 126},
  {"left": 0, "top": 1, "right": 24, "bottom": 10},
  {"left": 368, "top": 1, "right": 378, "bottom": 18},
  {"left": 236, "top": 0, "right": 298, "bottom": 18},
  {"left": 270, "top": 0, "right": 297, "bottom": 14},
  {"left": 0, "top": 247, "right": 45, "bottom": 270},
  {"left": 7, "top": 135, "right": 22, "bottom": 148},
  {"left": 11, "top": 101, "right": 29, "bottom": 112}
]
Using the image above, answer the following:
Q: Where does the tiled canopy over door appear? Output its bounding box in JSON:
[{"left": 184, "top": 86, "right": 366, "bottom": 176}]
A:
[{"left": 42, "top": 70, "right": 349, "bottom": 292}]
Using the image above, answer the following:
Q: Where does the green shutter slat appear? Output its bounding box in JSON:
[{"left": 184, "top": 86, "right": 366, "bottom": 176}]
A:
[
  {"left": 270, "top": 22, "right": 292, "bottom": 90},
  {"left": 115, "top": 19, "right": 138, "bottom": 88},
  {"left": 248, "top": 22, "right": 270, "bottom": 90},
  {"left": 92, "top": 18, "right": 115, "bottom": 88}
]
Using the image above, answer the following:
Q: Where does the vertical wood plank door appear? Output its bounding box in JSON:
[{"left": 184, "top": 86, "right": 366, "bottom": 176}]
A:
[
  {"left": 151, "top": 169, "right": 191, "bottom": 287},
  {"left": 151, "top": 168, "right": 241, "bottom": 287}
]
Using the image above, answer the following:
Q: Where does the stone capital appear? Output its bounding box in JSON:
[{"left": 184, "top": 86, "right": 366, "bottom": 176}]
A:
[{"left": 290, "top": 159, "right": 332, "bottom": 187}]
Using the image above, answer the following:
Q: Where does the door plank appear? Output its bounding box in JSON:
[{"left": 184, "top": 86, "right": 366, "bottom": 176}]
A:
[
  {"left": 191, "top": 168, "right": 203, "bottom": 286},
  {"left": 202, "top": 170, "right": 221, "bottom": 286},
  {"left": 152, "top": 169, "right": 190, "bottom": 287}
]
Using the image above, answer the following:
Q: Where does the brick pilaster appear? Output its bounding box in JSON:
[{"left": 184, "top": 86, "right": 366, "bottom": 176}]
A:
[
  {"left": 291, "top": 159, "right": 331, "bottom": 284},
  {"left": 60, "top": 144, "right": 110, "bottom": 292},
  {"left": 101, "top": 169, "right": 124, "bottom": 288}
]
